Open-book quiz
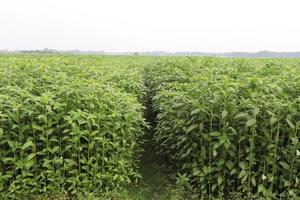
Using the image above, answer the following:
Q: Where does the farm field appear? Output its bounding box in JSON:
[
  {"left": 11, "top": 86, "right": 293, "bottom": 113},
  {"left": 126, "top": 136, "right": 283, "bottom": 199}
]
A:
[{"left": 0, "top": 55, "right": 299, "bottom": 199}]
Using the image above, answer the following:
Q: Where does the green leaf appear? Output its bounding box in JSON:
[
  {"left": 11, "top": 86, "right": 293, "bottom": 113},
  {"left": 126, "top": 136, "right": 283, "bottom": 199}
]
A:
[
  {"left": 225, "top": 161, "right": 234, "bottom": 170},
  {"left": 267, "top": 110, "right": 275, "bottom": 116},
  {"left": 270, "top": 117, "right": 277, "bottom": 125},
  {"left": 2, "top": 157, "right": 14, "bottom": 163},
  {"left": 230, "top": 168, "right": 237, "bottom": 175},
  {"left": 279, "top": 161, "right": 290, "bottom": 170},
  {"left": 239, "top": 162, "right": 247, "bottom": 170},
  {"left": 286, "top": 119, "right": 295, "bottom": 129},
  {"left": 288, "top": 189, "right": 295, "bottom": 196},
  {"left": 46, "top": 128, "right": 55, "bottom": 135},
  {"left": 191, "top": 108, "right": 200, "bottom": 115},
  {"left": 290, "top": 137, "right": 298, "bottom": 145},
  {"left": 253, "top": 107, "right": 260, "bottom": 115},
  {"left": 32, "top": 124, "right": 43, "bottom": 131},
  {"left": 221, "top": 110, "right": 228, "bottom": 118},
  {"left": 235, "top": 112, "right": 248, "bottom": 119},
  {"left": 25, "top": 160, "right": 34, "bottom": 169},
  {"left": 192, "top": 169, "right": 201, "bottom": 176},
  {"left": 238, "top": 170, "right": 246, "bottom": 179},
  {"left": 258, "top": 184, "right": 265, "bottom": 193},
  {"left": 246, "top": 118, "right": 256, "bottom": 127},
  {"left": 284, "top": 180, "right": 291, "bottom": 187},
  {"left": 27, "top": 153, "right": 36, "bottom": 161},
  {"left": 22, "top": 141, "right": 34, "bottom": 150},
  {"left": 210, "top": 131, "right": 221, "bottom": 137},
  {"left": 213, "top": 149, "right": 217, "bottom": 157},
  {"left": 186, "top": 124, "right": 198, "bottom": 133},
  {"left": 251, "top": 177, "right": 256, "bottom": 186},
  {"left": 211, "top": 183, "right": 217, "bottom": 192},
  {"left": 217, "top": 175, "right": 223, "bottom": 185}
]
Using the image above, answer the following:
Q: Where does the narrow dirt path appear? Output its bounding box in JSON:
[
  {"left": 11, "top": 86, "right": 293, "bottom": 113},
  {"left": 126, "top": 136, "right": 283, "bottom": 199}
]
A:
[
  {"left": 127, "top": 128, "right": 173, "bottom": 200},
  {"left": 125, "top": 69, "right": 182, "bottom": 200},
  {"left": 127, "top": 78, "right": 177, "bottom": 200}
]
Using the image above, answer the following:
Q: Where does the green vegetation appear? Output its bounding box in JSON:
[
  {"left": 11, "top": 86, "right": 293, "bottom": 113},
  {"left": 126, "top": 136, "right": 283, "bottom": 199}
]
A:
[
  {"left": 0, "top": 55, "right": 299, "bottom": 199},
  {"left": 147, "top": 57, "right": 300, "bottom": 199},
  {"left": 0, "top": 55, "right": 149, "bottom": 199}
]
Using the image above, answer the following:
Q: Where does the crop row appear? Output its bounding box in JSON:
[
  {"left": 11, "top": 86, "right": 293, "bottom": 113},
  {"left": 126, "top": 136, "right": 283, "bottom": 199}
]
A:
[
  {"left": 0, "top": 55, "right": 147, "bottom": 198},
  {"left": 147, "top": 57, "right": 300, "bottom": 199}
]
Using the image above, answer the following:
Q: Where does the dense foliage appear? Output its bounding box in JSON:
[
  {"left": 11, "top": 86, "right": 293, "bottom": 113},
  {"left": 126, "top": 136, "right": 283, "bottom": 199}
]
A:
[
  {"left": 0, "top": 55, "right": 148, "bottom": 199},
  {"left": 1, "top": 55, "right": 299, "bottom": 199},
  {"left": 147, "top": 57, "right": 300, "bottom": 199}
]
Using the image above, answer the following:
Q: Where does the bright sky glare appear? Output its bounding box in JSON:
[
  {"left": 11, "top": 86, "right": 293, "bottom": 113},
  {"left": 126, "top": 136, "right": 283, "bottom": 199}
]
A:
[{"left": 0, "top": 0, "right": 299, "bottom": 52}]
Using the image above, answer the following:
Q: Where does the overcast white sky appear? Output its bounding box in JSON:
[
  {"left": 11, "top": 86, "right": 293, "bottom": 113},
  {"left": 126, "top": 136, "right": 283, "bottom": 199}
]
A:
[{"left": 0, "top": 0, "right": 299, "bottom": 52}]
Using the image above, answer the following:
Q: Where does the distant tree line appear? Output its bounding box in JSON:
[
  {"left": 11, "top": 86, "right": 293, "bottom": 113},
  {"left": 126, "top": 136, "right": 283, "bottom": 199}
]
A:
[{"left": 1, "top": 49, "right": 300, "bottom": 57}]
